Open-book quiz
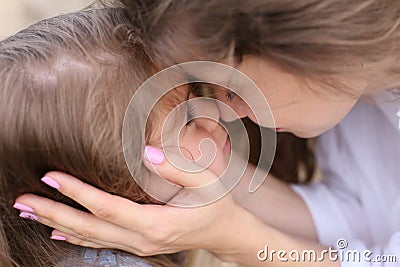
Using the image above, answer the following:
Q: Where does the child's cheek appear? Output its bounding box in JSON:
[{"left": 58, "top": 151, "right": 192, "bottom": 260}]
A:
[
  {"left": 211, "top": 148, "right": 229, "bottom": 177},
  {"left": 179, "top": 132, "right": 227, "bottom": 176}
]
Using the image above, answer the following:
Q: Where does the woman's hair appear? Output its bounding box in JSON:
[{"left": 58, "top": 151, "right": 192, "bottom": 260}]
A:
[
  {"left": 119, "top": 0, "right": 400, "bottom": 91},
  {"left": 0, "top": 7, "right": 181, "bottom": 267},
  {"left": 115, "top": 0, "right": 400, "bottom": 183}
]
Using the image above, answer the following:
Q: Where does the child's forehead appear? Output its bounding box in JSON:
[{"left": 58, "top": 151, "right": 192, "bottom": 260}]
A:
[
  {"left": 156, "top": 83, "right": 216, "bottom": 108},
  {"left": 158, "top": 85, "right": 190, "bottom": 106}
]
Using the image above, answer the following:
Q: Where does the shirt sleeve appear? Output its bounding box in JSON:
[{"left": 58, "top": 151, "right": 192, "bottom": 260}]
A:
[
  {"left": 292, "top": 183, "right": 400, "bottom": 266},
  {"left": 291, "top": 128, "right": 371, "bottom": 245},
  {"left": 290, "top": 120, "right": 400, "bottom": 266}
]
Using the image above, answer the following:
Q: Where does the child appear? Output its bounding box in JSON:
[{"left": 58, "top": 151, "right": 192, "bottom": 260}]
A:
[{"left": 0, "top": 7, "right": 230, "bottom": 267}]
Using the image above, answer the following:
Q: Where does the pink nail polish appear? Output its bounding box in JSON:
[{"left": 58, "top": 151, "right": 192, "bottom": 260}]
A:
[
  {"left": 13, "top": 203, "right": 34, "bottom": 213},
  {"left": 51, "top": 235, "right": 67, "bottom": 241},
  {"left": 41, "top": 176, "right": 60, "bottom": 190},
  {"left": 19, "top": 212, "right": 38, "bottom": 221},
  {"left": 144, "top": 146, "right": 164, "bottom": 165}
]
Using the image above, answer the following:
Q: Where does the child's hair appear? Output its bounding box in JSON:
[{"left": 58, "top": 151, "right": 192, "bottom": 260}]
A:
[{"left": 0, "top": 7, "right": 181, "bottom": 267}]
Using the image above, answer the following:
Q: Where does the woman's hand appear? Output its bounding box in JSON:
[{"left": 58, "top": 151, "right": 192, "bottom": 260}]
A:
[
  {"left": 14, "top": 157, "right": 252, "bottom": 261},
  {"left": 14, "top": 150, "right": 339, "bottom": 266}
]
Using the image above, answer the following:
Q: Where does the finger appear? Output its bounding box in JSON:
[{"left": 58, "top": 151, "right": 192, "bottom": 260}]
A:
[
  {"left": 16, "top": 207, "right": 137, "bottom": 253},
  {"left": 37, "top": 172, "right": 154, "bottom": 229},
  {"left": 15, "top": 194, "right": 145, "bottom": 248},
  {"left": 143, "top": 148, "right": 219, "bottom": 187},
  {"left": 144, "top": 157, "right": 232, "bottom": 207},
  {"left": 49, "top": 229, "right": 148, "bottom": 255},
  {"left": 50, "top": 228, "right": 181, "bottom": 256},
  {"left": 48, "top": 220, "right": 156, "bottom": 256},
  {"left": 36, "top": 210, "right": 162, "bottom": 255},
  {"left": 50, "top": 229, "right": 104, "bottom": 249}
]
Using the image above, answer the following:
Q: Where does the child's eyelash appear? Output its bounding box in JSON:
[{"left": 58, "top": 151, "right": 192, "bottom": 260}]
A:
[
  {"left": 226, "top": 91, "right": 235, "bottom": 102},
  {"left": 186, "top": 102, "right": 196, "bottom": 126}
]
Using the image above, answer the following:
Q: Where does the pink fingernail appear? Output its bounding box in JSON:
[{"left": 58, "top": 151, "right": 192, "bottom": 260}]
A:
[
  {"left": 13, "top": 203, "right": 34, "bottom": 213},
  {"left": 20, "top": 212, "right": 38, "bottom": 221},
  {"left": 41, "top": 176, "right": 60, "bottom": 190},
  {"left": 144, "top": 146, "right": 164, "bottom": 165},
  {"left": 51, "top": 235, "right": 67, "bottom": 241}
]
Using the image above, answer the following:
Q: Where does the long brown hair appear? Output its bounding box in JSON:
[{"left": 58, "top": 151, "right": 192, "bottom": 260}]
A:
[
  {"left": 116, "top": 0, "right": 400, "bottom": 183},
  {"left": 119, "top": 0, "right": 400, "bottom": 87},
  {"left": 0, "top": 7, "right": 180, "bottom": 267}
]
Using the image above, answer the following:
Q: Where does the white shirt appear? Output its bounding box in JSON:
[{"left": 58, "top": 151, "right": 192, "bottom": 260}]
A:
[{"left": 292, "top": 89, "right": 400, "bottom": 266}]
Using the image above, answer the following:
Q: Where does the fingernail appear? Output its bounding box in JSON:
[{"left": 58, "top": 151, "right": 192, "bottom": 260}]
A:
[
  {"left": 144, "top": 146, "right": 164, "bottom": 165},
  {"left": 51, "top": 235, "right": 67, "bottom": 241},
  {"left": 13, "top": 203, "right": 34, "bottom": 213},
  {"left": 19, "top": 212, "right": 38, "bottom": 221},
  {"left": 41, "top": 176, "right": 60, "bottom": 190}
]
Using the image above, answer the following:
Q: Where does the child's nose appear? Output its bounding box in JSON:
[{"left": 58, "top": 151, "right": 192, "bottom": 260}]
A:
[
  {"left": 196, "top": 116, "right": 220, "bottom": 133},
  {"left": 190, "top": 97, "right": 221, "bottom": 124}
]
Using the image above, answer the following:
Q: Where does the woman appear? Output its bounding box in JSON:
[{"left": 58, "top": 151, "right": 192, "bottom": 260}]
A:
[{"left": 15, "top": 0, "right": 400, "bottom": 266}]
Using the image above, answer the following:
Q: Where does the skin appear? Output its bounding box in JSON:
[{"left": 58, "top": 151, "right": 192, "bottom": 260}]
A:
[
  {"left": 14, "top": 57, "right": 371, "bottom": 266},
  {"left": 153, "top": 87, "right": 231, "bottom": 177},
  {"left": 217, "top": 56, "right": 366, "bottom": 138}
]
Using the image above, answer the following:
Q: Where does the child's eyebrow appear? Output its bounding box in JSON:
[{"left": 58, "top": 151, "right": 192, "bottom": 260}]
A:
[
  {"left": 188, "top": 83, "right": 215, "bottom": 98},
  {"left": 188, "top": 83, "right": 203, "bottom": 97}
]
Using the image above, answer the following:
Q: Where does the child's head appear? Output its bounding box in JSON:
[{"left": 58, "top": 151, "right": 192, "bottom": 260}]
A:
[
  {"left": 0, "top": 7, "right": 228, "bottom": 267},
  {"left": 0, "top": 7, "right": 156, "bottom": 204}
]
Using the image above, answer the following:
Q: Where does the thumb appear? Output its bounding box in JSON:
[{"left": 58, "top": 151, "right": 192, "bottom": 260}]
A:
[{"left": 143, "top": 145, "right": 219, "bottom": 187}]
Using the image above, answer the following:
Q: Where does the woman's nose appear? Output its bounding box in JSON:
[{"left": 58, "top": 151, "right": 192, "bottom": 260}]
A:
[
  {"left": 213, "top": 90, "right": 249, "bottom": 122},
  {"left": 216, "top": 100, "right": 248, "bottom": 122}
]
